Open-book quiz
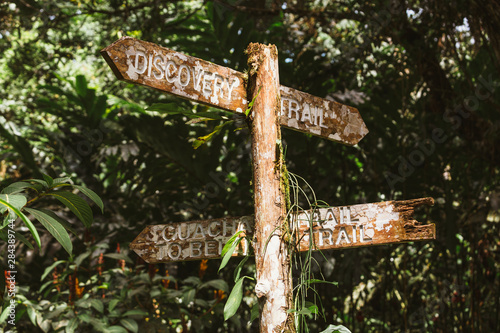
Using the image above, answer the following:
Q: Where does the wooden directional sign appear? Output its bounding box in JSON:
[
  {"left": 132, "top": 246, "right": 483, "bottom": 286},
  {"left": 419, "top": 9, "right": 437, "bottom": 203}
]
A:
[
  {"left": 101, "top": 37, "right": 368, "bottom": 145},
  {"left": 130, "top": 198, "right": 435, "bottom": 263}
]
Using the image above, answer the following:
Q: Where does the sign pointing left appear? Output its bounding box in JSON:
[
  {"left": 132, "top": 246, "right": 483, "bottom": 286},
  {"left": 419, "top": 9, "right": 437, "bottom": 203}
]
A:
[{"left": 101, "top": 36, "right": 248, "bottom": 113}]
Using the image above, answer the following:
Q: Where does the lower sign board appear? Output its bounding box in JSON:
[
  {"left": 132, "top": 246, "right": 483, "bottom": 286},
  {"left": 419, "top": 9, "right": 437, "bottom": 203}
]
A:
[{"left": 130, "top": 198, "right": 435, "bottom": 263}]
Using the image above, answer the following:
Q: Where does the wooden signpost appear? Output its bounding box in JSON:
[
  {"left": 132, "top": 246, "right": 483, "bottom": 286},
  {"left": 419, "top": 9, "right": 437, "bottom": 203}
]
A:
[
  {"left": 130, "top": 198, "right": 435, "bottom": 264},
  {"left": 101, "top": 37, "right": 368, "bottom": 145},
  {"left": 102, "top": 37, "right": 435, "bottom": 333}
]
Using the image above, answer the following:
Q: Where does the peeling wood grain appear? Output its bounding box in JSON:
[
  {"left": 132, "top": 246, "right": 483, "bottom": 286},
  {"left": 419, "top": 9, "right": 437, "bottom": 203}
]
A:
[
  {"left": 101, "top": 37, "right": 368, "bottom": 145},
  {"left": 129, "top": 198, "right": 435, "bottom": 263}
]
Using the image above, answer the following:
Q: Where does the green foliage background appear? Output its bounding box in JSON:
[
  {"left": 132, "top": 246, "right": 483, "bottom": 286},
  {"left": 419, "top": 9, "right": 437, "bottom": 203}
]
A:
[{"left": 1, "top": 0, "right": 499, "bottom": 332}]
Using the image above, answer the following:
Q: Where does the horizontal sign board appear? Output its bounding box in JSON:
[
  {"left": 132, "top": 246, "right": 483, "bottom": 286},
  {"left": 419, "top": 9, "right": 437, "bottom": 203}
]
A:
[
  {"left": 101, "top": 37, "right": 368, "bottom": 145},
  {"left": 130, "top": 198, "right": 435, "bottom": 263}
]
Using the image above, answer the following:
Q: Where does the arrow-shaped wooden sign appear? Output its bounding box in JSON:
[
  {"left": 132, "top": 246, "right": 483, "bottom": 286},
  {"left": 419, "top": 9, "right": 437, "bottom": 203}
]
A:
[
  {"left": 101, "top": 37, "right": 368, "bottom": 145},
  {"left": 130, "top": 198, "right": 435, "bottom": 263}
]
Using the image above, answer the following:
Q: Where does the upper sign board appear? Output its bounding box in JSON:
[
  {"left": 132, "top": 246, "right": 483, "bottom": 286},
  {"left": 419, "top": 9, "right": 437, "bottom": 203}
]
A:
[
  {"left": 101, "top": 37, "right": 368, "bottom": 145},
  {"left": 130, "top": 198, "right": 435, "bottom": 263}
]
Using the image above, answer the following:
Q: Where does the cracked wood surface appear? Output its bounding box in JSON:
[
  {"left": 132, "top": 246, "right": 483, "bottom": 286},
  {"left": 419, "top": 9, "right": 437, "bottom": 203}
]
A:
[
  {"left": 101, "top": 37, "right": 368, "bottom": 145},
  {"left": 129, "top": 198, "right": 435, "bottom": 263}
]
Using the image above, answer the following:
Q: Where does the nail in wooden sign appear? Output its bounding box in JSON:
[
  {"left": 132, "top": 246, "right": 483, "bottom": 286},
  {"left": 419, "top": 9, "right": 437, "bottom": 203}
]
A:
[
  {"left": 130, "top": 198, "right": 435, "bottom": 263},
  {"left": 101, "top": 37, "right": 368, "bottom": 145}
]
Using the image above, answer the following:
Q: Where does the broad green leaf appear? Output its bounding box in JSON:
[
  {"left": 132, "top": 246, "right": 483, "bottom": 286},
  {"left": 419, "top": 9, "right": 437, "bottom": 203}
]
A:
[
  {"left": 90, "top": 299, "right": 104, "bottom": 313},
  {"left": 182, "top": 288, "right": 196, "bottom": 305},
  {"left": 38, "top": 208, "right": 77, "bottom": 235},
  {"left": 1, "top": 181, "right": 31, "bottom": 194},
  {"left": 224, "top": 276, "right": 246, "bottom": 321},
  {"left": 25, "top": 208, "right": 73, "bottom": 255},
  {"left": 42, "top": 173, "right": 54, "bottom": 187},
  {"left": 250, "top": 303, "right": 259, "bottom": 322},
  {"left": 0, "top": 306, "right": 10, "bottom": 324},
  {"left": 79, "top": 313, "right": 90, "bottom": 323},
  {"left": 73, "top": 185, "right": 104, "bottom": 212},
  {"left": 122, "top": 309, "right": 148, "bottom": 317},
  {"left": 319, "top": 325, "right": 352, "bottom": 333},
  {"left": 27, "top": 305, "right": 37, "bottom": 326},
  {"left": 74, "top": 250, "right": 91, "bottom": 268},
  {"left": 200, "top": 279, "right": 229, "bottom": 293},
  {"left": 0, "top": 194, "right": 27, "bottom": 213},
  {"left": 108, "top": 299, "right": 120, "bottom": 312},
  {"left": 221, "top": 230, "right": 245, "bottom": 257},
  {"left": 120, "top": 318, "right": 138, "bottom": 333},
  {"left": 218, "top": 231, "right": 244, "bottom": 273},
  {"left": 183, "top": 276, "right": 201, "bottom": 286},
  {"left": 74, "top": 75, "right": 88, "bottom": 98},
  {"left": 40, "top": 260, "right": 66, "bottom": 281},
  {"left": 233, "top": 255, "right": 249, "bottom": 282},
  {"left": 0, "top": 198, "right": 41, "bottom": 248},
  {"left": 104, "top": 253, "right": 133, "bottom": 264},
  {"left": 53, "top": 177, "right": 72, "bottom": 185},
  {"left": 27, "top": 179, "right": 50, "bottom": 189},
  {"left": 47, "top": 191, "right": 93, "bottom": 228},
  {"left": 106, "top": 326, "right": 128, "bottom": 333},
  {"left": 65, "top": 317, "right": 78, "bottom": 333}
]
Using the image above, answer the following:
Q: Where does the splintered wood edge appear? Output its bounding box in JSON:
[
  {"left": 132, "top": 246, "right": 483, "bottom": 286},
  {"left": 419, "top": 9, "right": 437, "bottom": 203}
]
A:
[{"left": 394, "top": 197, "right": 436, "bottom": 241}]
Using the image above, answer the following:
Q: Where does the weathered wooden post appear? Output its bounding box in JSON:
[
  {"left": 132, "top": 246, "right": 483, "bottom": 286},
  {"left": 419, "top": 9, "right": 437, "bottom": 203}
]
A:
[{"left": 246, "top": 43, "right": 295, "bottom": 332}]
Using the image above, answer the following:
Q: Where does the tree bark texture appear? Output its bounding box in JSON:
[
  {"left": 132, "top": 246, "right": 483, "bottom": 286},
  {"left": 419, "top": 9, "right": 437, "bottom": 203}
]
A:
[{"left": 246, "top": 43, "right": 295, "bottom": 333}]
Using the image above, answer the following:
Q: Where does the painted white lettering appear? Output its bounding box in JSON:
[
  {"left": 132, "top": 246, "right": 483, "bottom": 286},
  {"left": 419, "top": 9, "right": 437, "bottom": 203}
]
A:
[
  {"left": 336, "top": 227, "right": 351, "bottom": 245},
  {"left": 167, "top": 243, "right": 181, "bottom": 260},
  {"left": 134, "top": 51, "right": 147, "bottom": 74},
  {"left": 162, "top": 225, "right": 176, "bottom": 241},
  {"left": 340, "top": 207, "right": 351, "bottom": 224},
  {"left": 190, "top": 241, "right": 203, "bottom": 257},
  {"left": 178, "top": 64, "right": 190, "bottom": 87},
  {"left": 352, "top": 225, "right": 357, "bottom": 243},
  {"left": 287, "top": 98, "right": 300, "bottom": 120},
  {"left": 152, "top": 55, "right": 164, "bottom": 80},
  {"left": 202, "top": 72, "right": 213, "bottom": 95},
  {"left": 193, "top": 223, "right": 205, "bottom": 238},
  {"left": 205, "top": 240, "right": 218, "bottom": 256},
  {"left": 208, "top": 221, "right": 221, "bottom": 237},
  {"left": 147, "top": 54, "right": 153, "bottom": 77},
  {"left": 301, "top": 103, "right": 312, "bottom": 123},
  {"left": 226, "top": 77, "right": 239, "bottom": 100},
  {"left": 311, "top": 106, "right": 324, "bottom": 127},
  {"left": 165, "top": 61, "right": 177, "bottom": 83},
  {"left": 223, "top": 220, "right": 235, "bottom": 237},
  {"left": 213, "top": 74, "right": 224, "bottom": 99},
  {"left": 193, "top": 68, "right": 204, "bottom": 91},
  {"left": 177, "top": 224, "right": 191, "bottom": 240},
  {"left": 325, "top": 209, "right": 338, "bottom": 225}
]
